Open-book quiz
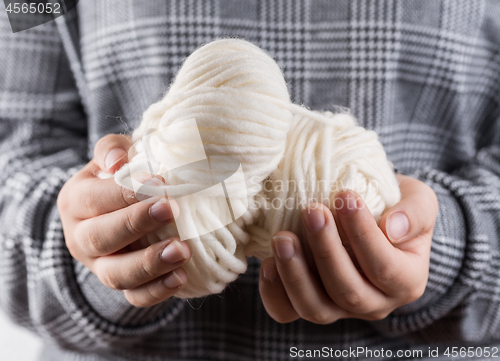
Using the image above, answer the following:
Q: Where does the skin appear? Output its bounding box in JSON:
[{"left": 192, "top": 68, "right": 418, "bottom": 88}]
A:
[
  {"left": 58, "top": 134, "right": 439, "bottom": 320},
  {"left": 259, "top": 175, "right": 439, "bottom": 323},
  {"left": 57, "top": 134, "right": 192, "bottom": 308}
]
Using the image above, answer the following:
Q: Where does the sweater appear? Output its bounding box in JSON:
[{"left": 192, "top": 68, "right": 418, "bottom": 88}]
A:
[{"left": 1, "top": 1, "right": 500, "bottom": 360}]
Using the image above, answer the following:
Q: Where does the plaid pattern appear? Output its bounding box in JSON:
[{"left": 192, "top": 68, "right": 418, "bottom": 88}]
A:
[{"left": 1, "top": 0, "right": 500, "bottom": 360}]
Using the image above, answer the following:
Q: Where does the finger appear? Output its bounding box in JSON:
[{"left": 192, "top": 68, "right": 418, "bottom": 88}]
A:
[
  {"left": 94, "top": 134, "right": 132, "bottom": 172},
  {"left": 335, "top": 190, "right": 422, "bottom": 296},
  {"left": 76, "top": 197, "right": 179, "bottom": 257},
  {"left": 380, "top": 174, "right": 439, "bottom": 245},
  {"left": 259, "top": 257, "right": 300, "bottom": 323},
  {"left": 70, "top": 176, "right": 165, "bottom": 219},
  {"left": 272, "top": 231, "right": 346, "bottom": 324},
  {"left": 123, "top": 268, "right": 188, "bottom": 308},
  {"left": 330, "top": 215, "right": 360, "bottom": 271},
  {"left": 92, "top": 237, "right": 190, "bottom": 290},
  {"left": 301, "top": 204, "right": 388, "bottom": 315}
]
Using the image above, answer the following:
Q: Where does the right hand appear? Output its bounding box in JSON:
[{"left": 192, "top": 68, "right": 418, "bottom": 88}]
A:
[{"left": 57, "top": 134, "right": 191, "bottom": 307}]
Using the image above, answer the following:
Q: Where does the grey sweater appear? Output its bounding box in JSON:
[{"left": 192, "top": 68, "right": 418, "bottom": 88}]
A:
[{"left": 1, "top": 0, "right": 500, "bottom": 360}]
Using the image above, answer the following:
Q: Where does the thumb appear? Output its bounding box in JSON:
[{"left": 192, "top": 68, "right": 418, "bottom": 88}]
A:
[{"left": 379, "top": 174, "right": 438, "bottom": 244}]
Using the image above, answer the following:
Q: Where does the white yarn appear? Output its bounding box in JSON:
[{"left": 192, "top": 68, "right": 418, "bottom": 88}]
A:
[
  {"left": 245, "top": 111, "right": 401, "bottom": 259},
  {"left": 114, "top": 39, "right": 400, "bottom": 298}
]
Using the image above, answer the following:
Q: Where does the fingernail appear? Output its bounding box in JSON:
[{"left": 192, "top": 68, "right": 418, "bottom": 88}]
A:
[
  {"left": 336, "top": 191, "right": 359, "bottom": 215},
  {"left": 262, "top": 262, "right": 278, "bottom": 284},
  {"left": 302, "top": 206, "right": 326, "bottom": 233},
  {"left": 149, "top": 198, "right": 175, "bottom": 223},
  {"left": 163, "top": 271, "right": 184, "bottom": 289},
  {"left": 161, "top": 240, "right": 188, "bottom": 264},
  {"left": 105, "top": 148, "right": 127, "bottom": 170},
  {"left": 272, "top": 235, "right": 295, "bottom": 261},
  {"left": 387, "top": 212, "right": 410, "bottom": 242}
]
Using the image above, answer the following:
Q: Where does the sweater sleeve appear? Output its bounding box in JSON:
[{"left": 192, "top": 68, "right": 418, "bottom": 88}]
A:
[
  {"left": 0, "top": 8, "right": 185, "bottom": 352},
  {"left": 371, "top": 142, "right": 500, "bottom": 343}
]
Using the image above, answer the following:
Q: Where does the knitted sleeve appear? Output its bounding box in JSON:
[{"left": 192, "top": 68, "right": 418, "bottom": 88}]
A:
[
  {"left": 372, "top": 142, "right": 500, "bottom": 343},
  {"left": 0, "top": 8, "right": 185, "bottom": 351}
]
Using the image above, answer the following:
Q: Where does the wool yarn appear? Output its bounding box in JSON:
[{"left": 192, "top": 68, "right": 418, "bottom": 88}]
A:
[
  {"left": 246, "top": 111, "right": 401, "bottom": 259},
  {"left": 114, "top": 39, "right": 400, "bottom": 298}
]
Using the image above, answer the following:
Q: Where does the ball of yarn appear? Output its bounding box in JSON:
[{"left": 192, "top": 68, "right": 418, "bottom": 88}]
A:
[
  {"left": 246, "top": 111, "right": 401, "bottom": 259},
  {"left": 115, "top": 38, "right": 400, "bottom": 298}
]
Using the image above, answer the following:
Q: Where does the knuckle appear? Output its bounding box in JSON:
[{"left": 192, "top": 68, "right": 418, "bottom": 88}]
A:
[
  {"left": 349, "top": 227, "right": 372, "bottom": 243},
  {"left": 82, "top": 188, "right": 99, "bottom": 216},
  {"left": 85, "top": 232, "right": 107, "bottom": 256},
  {"left": 303, "top": 312, "right": 331, "bottom": 325},
  {"left": 312, "top": 246, "right": 336, "bottom": 261},
  {"left": 427, "top": 190, "right": 439, "bottom": 219},
  {"left": 365, "top": 310, "right": 391, "bottom": 321},
  {"left": 99, "top": 270, "right": 125, "bottom": 290},
  {"left": 65, "top": 238, "right": 79, "bottom": 260},
  {"left": 281, "top": 273, "right": 304, "bottom": 287},
  {"left": 57, "top": 184, "right": 70, "bottom": 211},
  {"left": 272, "top": 313, "right": 297, "bottom": 324},
  {"left": 65, "top": 226, "right": 85, "bottom": 261},
  {"left": 421, "top": 181, "right": 436, "bottom": 199},
  {"left": 140, "top": 246, "right": 159, "bottom": 279},
  {"left": 373, "top": 265, "right": 399, "bottom": 286},
  {"left": 334, "top": 290, "right": 369, "bottom": 313},
  {"left": 146, "top": 281, "right": 164, "bottom": 304},
  {"left": 415, "top": 182, "right": 439, "bottom": 224},
  {"left": 406, "top": 283, "right": 426, "bottom": 303},
  {"left": 272, "top": 316, "right": 288, "bottom": 324},
  {"left": 124, "top": 211, "right": 143, "bottom": 237},
  {"left": 124, "top": 292, "right": 150, "bottom": 308}
]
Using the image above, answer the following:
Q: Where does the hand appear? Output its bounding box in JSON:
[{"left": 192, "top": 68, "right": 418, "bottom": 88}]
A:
[
  {"left": 259, "top": 174, "right": 438, "bottom": 324},
  {"left": 57, "top": 134, "right": 191, "bottom": 307}
]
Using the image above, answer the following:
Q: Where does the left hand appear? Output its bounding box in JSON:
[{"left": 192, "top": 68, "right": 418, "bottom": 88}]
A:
[{"left": 259, "top": 174, "right": 438, "bottom": 324}]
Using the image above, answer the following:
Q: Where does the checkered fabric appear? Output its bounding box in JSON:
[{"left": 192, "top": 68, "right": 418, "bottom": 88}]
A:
[{"left": 1, "top": 0, "right": 500, "bottom": 360}]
